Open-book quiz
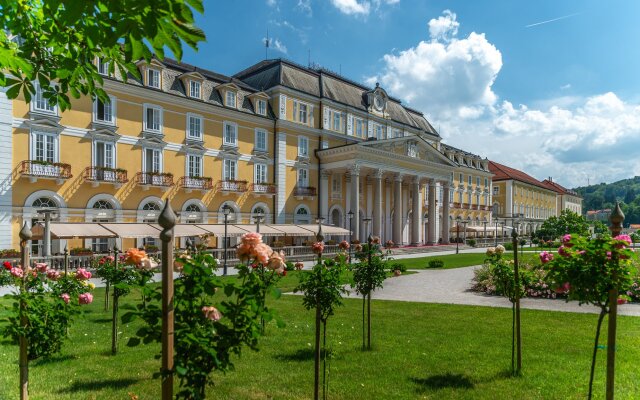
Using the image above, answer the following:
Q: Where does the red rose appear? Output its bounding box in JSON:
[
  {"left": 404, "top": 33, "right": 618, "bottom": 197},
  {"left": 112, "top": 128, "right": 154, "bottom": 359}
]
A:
[{"left": 3, "top": 261, "right": 11, "bottom": 270}]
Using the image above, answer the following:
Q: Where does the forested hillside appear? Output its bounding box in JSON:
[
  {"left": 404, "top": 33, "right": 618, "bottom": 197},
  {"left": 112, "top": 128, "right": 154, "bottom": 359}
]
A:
[{"left": 574, "top": 176, "right": 640, "bottom": 224}]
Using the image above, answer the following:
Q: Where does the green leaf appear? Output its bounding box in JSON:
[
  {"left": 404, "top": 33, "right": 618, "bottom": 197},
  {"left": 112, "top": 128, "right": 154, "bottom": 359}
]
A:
[{"left": 127, "top": 337, "right": 141, "bottom": 347}]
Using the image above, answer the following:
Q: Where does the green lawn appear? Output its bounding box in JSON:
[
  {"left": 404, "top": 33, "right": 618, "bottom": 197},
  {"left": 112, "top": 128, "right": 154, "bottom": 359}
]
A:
[
  {"left": 393, "top": 252, "right": 541, "bottom": 270},
  {"left": 2, "top": 273, "right": 640, "bottom": 399}
]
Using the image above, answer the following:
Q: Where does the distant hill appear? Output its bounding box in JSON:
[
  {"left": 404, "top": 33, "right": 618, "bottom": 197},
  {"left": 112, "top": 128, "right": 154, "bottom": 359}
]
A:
[{"left": 574, "top": 176, "right": 640, "bottom": 225}]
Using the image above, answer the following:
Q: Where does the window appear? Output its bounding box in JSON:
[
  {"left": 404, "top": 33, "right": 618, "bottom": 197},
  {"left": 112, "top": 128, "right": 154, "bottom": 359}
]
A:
[
  {"left": 32, "top": 131, "right": 56, "bottom": 162},
  {"left": 33, "top": 197, "right": 57, "bottom": 208},
  {"left": 255, "top": 163, "right": 267, "bottom": 183},
  {"left": 143, "top": 202, "right": 161, "bottom": 211},
  {"left": 187, "top": 114, "right": 202, "bottom": 140},
  {"left": 297, "top": 168, "right": 308, "bottom": 187},
  {"left": 459, "top": 174, "right": 463, "bottom": 184},
  {"left": 485, "top": 178, "right": 488, "bottom": 187},
  {"left": 255, "top": 129, "right": 267, "bottom": 151},
  {"left": 468, "top": 175, "right": 472, "bottom": 185},
  {"left": 375, "top": 123, "right": 384, "bottom": 139},
  {"left": 493, "top": 186, "right": 499, "bottom": 195},
  {"left": 333, "top": 111, "right": 341, "bottom": 131},
  {"left": 189, "top": 80, "right": 201, "bottom": 99},
  {"left": 93, "top": 200, "right": 113, "bottom": 210},
  {"left": 223, "top": 159, "right": 237, "bottom": 181},
  {"left": 94, "top": 96, "right": 115, "bottom": 124},
  {"left": 298, "top": 136, "right": 309, "bottom": 157},
  {"left": 293, "top": 100, "right": 312, "bottom": 125},
  {"left": 476, "top": 177, "right": 480, "bottom": 186},
  {"left": 332, "top": 175, "right": 341, "bottom": 193},
  {"left": 467, "top": 193, "right": 472, "bottom": 204},
  {"left": 257, "top": 100, "right": 267, "bottom": 116},
  {"left": 97, "top": 58, "right": 109, "bottom": 76},
  {"left": 144, "top": 105, "right": 162, "bottom": 132},
  {"left": 144, "top": 148, "right": 161, "bottom": 173},
  {"left": 147, "top": 69, "right": 160, "bottom": 88},
  {"left": 94, "top": 141, "right": 115, "bottom": 168},
  {"left": 225, "top": 91, "right": 236, "bottom": 108},
  {"left": 33, "top": 84, "right": 56, "bottom": 113},
  {"left": 355, "top": 118, "right": 364, "bottom": 137},
  {"left": 223, "top": 122, "right": 237, "bottom": 146},
  {"left": 449, "top": 190, "right": 454, "bottom": 202},
  {"left": 187, "top": 154, "right": 202, "bottom": 177}
]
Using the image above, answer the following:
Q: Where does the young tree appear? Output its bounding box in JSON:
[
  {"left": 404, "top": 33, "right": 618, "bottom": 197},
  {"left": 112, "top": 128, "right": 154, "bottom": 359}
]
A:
[
  {"left": 537, "top": 209, "right": 589, "bottom": 240},
  {"left": 0, "top": 0, "right": 205, "bottom": 109}
]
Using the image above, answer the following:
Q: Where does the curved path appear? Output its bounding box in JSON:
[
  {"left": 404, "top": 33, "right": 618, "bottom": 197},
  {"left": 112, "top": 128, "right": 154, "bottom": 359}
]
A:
[{"left": 345, "top": 266, "right": 640, "bottom": 317}]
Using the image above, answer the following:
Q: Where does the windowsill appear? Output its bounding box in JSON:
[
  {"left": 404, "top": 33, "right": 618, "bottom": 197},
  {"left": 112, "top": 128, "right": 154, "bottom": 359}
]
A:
[
  {"left": 222, "top": 142, "right": 238, "bottom": 149},
  {"left": 142, "top": 129, "right": 163, "bottom": 138},
  {"left": 186, "top": 135, "right": 204, "bottom": 142}
]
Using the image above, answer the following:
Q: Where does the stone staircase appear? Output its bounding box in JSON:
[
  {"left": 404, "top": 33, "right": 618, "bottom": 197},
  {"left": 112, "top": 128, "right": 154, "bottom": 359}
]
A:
[{"left": 386, "top": 244, "right": 471, "bottom": 256}]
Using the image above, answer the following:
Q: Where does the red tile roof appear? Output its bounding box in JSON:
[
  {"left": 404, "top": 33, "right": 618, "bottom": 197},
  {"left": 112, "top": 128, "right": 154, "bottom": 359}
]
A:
[
  {"left": 489, "top": 161, "right": 552, "bottom": 191},
  {"left": 541, "top": 179, "right": 581, "bottom": 198}
]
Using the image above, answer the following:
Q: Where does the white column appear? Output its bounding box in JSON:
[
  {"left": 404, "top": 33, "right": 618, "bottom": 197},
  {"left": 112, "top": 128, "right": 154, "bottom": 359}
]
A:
[
  {"left": 350, "top": 165, "right": 360, "bottom": 242},
  {"left": 372, "top": 170, "right": 383, "bottom": 239},
  {"left": 392, "top": 174, "right": 403, "bottom": 245},
  {"left": 319, "top": 170, "right": 330, "bottom": 222},
  {"left": 366, "top": 177, "right": 373, "bottom": 220},
  {"left": 505, "top": 181, "right": 513, "bottom": 218},
  {"left": 0, "top": 88, "right": 12, "bottom": 249},
  {"left": 442, "top": 184, "right": 451, "bottom": 244},
  {"left": 427, "top": 179, "right": 437, "bottom": 244},
  {"left": 276, "top": 132, "right": 287, "bottom": 224},
  {"left": 411, "top": 177, "right": 422, "bottom": 245},
  {"left": 385, "top": 179, "right": 391, "bottom": 241}
]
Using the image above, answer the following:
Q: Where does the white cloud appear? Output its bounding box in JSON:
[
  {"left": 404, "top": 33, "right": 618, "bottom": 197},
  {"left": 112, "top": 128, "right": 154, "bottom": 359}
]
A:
[
  {"left": 370, "top": 10, "right": 640, "bottom": 187},
  {"left": 297, "top": 0, "right": 312, "bottom": 16},
  {"left": 263, "top": 38, "right": 288, "bottom": 54},
  {"left": 331, "top": 0, "right": 370, "bottom": 15},
  {"left": 266, "top": 0, "right": 277, "bottom": 6}
]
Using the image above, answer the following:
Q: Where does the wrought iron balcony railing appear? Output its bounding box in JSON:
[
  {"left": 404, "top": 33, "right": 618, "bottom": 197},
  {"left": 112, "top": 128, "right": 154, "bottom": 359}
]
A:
[
  {"left": 249, "top": 183, "right": 277, "bottom": 195},
  {"left": 216, "top": 180, "right": 248, "bottom": 193},
  {"left": 178, "top": 176, "right": 213, "bottom": 191},
  {"left": 294, "top": 186, "right": 317, "bottom": 197},
  {"left": 83, "top": 166, "right": 128, "bottom": 184},
  {"left": 135, "top": 172, "right": 174, "bottom": 187},
  {"left": 20, "top": 160, "right": 72, "bottom": 180}
]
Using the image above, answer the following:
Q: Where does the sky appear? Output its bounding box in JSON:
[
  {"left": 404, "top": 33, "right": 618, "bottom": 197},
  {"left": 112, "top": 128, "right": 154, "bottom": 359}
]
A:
[{"left": 179, "top": 0, "right": 640, "bottom": 189}]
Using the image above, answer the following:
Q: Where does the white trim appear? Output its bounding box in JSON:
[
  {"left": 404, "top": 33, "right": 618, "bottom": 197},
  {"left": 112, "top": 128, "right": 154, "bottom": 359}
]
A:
[
  {"left": 250, "top": 202, "right": 271, "bottom": 217},
  {"left": 181, "top": 199, "right": 207, "bottom": 223},
  {"left": 29, "top": 129, "right": 59, "bottom": 163},
  {"left": 143, "top": 103, "right": 163, "bottom": 134},
  {"left": 186, "top": 112, "right": 203, "bottom": 140},
  {"left": 0, "top": 89, "right": 12, "bottom": 248},
  {"left": 254, "top": 128, "right": 267, "bottom": 152},
  {"left": 146, "top": 68, "right": 161, "bottom": 89},
  {"left": 85, "top": 193, "right": 123, "bottom": 223},
  {"left": 223, "top": 121, "right": 238, "bottom": 147},
  {"left": 217, "top": 201, "right": 240, "bottom": 223},
  {"left": 142, "top": 147, "right": 163, "bottom": 173},
  {"left": 92, "top": 94, "right": 117, "bottom": 125},
  {"left": 30, "top": 82, "right": 58, "bottom": 115}
]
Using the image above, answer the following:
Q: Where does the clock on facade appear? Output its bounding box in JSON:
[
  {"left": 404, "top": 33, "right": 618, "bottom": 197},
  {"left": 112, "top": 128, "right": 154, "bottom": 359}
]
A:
[{"left": 373, "top": 93, "right": 385, "bottom": 111}]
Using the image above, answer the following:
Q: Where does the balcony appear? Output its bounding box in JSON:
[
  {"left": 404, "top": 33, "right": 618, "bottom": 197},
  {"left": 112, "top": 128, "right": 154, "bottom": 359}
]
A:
[
  {"left": 249, "top": 183, "right": 277, "bottom": 196},
  {"left": 216, "top": 180, "right": 248, "bottom": 194},
  {"left": 294, "top": 186, "right": 317, "bottom": 199},
  {"left": 178, "top": 176, "right": 212, "bottom": 192},
  {"left": 19, "top": 160, "right": 72, "bottom": 184},
  {"left": 83, "top": 167, "right": 128, "bottom": 188},
  {"left": 135, "top": 172, "right": 174, "bottom": 191},
  {"left": 452, "top": 202, "right": 461, "bottom": 209}
]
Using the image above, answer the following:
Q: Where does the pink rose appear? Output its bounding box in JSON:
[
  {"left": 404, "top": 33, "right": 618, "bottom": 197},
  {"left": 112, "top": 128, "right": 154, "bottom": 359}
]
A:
[
  {"left": 354, "top": 244, "right": 363, "bottom": 252},
  {"left": 311, "top": 242, "right": 325, "bottom": 255},
  {"left": 10, "top": 267, "right": 24, "bottom": 278},
  {"left": 75, "top": 268, "right": 92, "bottom": 280},
  {"left": 240, "top": 232, "right": 263, "bottom": 246},
  {"left": 202, "top": 306, "right": 221, "bottom": 321},
  {"left": 138, "top": 257, "right": 158, "bottom": 271},
  {"left": 562, "top": 234, "right": 572, "bottom": 247},
  {"left": 266, "top": 250, "right": 286, "bottom": 273},
  {"left": 614, "top": 234, "right": 632, "bottom": 249},
  {"left": 617, "top": 297, "right": 628, "bottom": 305},
  {"left": 338, "top": 240, "right": 350, "bottom": 250},
  {"left": 558, "top": 246, "right": 570, "bottom": 257},
  {"left": 253, "top": 243, "right": 272, "bottom": 265},
  {"left": 539, "top": 251, "right": 554, "bottom": 264},
  {"left": 35, "top": 262, "right": 48, "bottom": 273},
  {"left": 60, "top": 293, "right": 70, "bottom": 304},
  {"left": 46, "top": 269, "right": 61, "bottom": 281},
  {"left": 78, "top": 292, "right": 93, "bottom": 305}
]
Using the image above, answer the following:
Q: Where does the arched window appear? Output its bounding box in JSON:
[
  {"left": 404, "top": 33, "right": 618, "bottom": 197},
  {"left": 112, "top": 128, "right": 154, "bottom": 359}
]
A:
[
  {"left": 331, "top": 208, "right": 341, "bottom": 226},
  {"left": 185, "top": 204, "right": 201, "bottom": 213},
  {"left": 294, "top": 206, "right": 310, "bottom": 224},
  {"left": 32, "top": 197, "right": 57, "bottom": 208},
  {"left": 143, "top": 201, "right": 161, "bottom": 211},
  {"left": 93, "top": 200, "right": 113, "bottom": 210}
]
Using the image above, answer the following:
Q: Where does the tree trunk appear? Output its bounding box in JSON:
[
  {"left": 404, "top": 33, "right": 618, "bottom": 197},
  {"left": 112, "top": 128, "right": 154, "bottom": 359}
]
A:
[
  {"left": 19, "top": 298, "right": 28, "bottom": 400},
  {"left": 589, "top": 308, "right": 607, "bottom": 400},
  {"left": 314, "top": 304, "right": 321, "bottom": 400},
  {"left": 362, "top": 295, "right": 366, "bottom": 351},
  {"left": 323, "top": 320, "right": 327, "bottom": 400},
  {"left": 367, "top": 292, "right": 371, "bottom": 350},
  {"left": 111, "top": 293, "right": 119, "bottom": 355},
  {"left": 105, "top": 282, "right": 110, "bottom": 311}
]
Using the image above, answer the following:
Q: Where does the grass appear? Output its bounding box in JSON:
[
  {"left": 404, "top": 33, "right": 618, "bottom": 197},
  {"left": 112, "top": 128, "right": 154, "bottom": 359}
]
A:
[
  {"left": 394, "top": 252, "right": 541, "bottom": 270},
  {"left": 1, "top": 272, "right": 640, "bottom": 399}
]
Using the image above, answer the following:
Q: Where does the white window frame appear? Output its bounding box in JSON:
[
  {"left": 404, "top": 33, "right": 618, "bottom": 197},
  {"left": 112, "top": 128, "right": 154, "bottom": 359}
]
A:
[
  {"left": 223, "top": 159, "right": 237, "bottom": 181},
  {"left": 332, "top": 175, "right": 341, "bottom": 193},
  {"left": 147, "top": 68, "right": 161, "bottom": 89},
  {"left": 189, "top": 80, "right": 201, "bottom": 99},
  {"left": 223, "top": 121, "right": 238, "bottom": 147},
  {"left": 297, "top": 168, "right": 309, "bottom": 187},
  {"left": 225, "top": 91, "right": 236, "bottom": 108},
  {"left": 186, "top": 113, "right": 203, "bottom": 140},
  {"left": 493, "top": 186, "right": 500, "bottom": 195},
  {"left": 254, "top": 128, "right": 267, "bottom": 152},
  {"left": 93, "top": 95, "right": 117, "bottom": 125},
  {"left": 93, "top": 140, "right": 116, "bottom": 169},
  {"left": 143, "top": 104, "right": 163, "bottom": 133},
  {"left": 142, "top": 148, "right": 163, "bottom": 173},
  {"left": 257, "top": 99, "right": 267, "bottom": 116},
  {"left": 30, "top": 130, "right": 59, "bottom": 163},
  {"left": 31, "top": 83, "right": 57, "bottom": 114},
  {"left": 355, "top": 118, "right": 364, "bottom": 137},
  {"left": 96, "top": 58, "right": 110, "bottom": 76},
  {"left": 298, "top": 136, "right": 309, "bottom": 157},
  {"left": 186, "top": 154, "right": 203, "bottom": 177},
  {"left": 293, "top": 99, "right": 312, "bottom": 125},
  {"left": 254, "top": 163, "right": 267, "bottom": 184}
]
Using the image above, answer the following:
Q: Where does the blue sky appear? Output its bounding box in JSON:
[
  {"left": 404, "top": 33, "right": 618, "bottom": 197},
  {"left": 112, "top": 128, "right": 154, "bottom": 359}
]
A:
[{"left": 179, "top": 0, "right": 640, "bottom": 188}]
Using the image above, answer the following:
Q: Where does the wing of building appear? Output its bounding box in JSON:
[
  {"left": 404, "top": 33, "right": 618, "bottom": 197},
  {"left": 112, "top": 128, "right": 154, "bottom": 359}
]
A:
[
  {"left": 540, "top": 178, "right": 583, "bottom": 215},
  {"left": 1, "top": 57, "right": 498, "bottom": 253}
]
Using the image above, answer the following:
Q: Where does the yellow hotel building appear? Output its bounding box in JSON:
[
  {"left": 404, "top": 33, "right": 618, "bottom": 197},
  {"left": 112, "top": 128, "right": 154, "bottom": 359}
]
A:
[{"left": 0, "top": 58, "right": 495, "bottom": 253}]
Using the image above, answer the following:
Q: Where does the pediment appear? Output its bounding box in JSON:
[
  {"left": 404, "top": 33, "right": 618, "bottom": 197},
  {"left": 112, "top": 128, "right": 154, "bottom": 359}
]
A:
[
  {"left": 359, "top": 136, "right": 456, "bottom": 167},
  {"left": 135, "top": 136, "right": 167, "bottom": 149},
  {"left": 88, "top": 128, "right": 120, "bottom": 142},
  {"left": 27, "top": 118, "right": 64, "bottom": 131},
  {"left": 180, "top": 143, "right": 207, "bottom": 155},
  {"left": 217, "top": 146, "right": 241, "bottom": 159}
]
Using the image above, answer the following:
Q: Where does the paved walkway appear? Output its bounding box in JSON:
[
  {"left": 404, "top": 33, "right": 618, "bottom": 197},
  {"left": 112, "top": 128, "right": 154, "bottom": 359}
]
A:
[{"left": 343, "top": 266, "right": 640, "bottom": 316}]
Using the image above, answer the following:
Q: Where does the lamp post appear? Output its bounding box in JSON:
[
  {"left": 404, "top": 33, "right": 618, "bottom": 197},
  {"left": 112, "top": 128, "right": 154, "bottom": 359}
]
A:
[
  {"left": 456, "top": 221, "right": 460, "bottom": 254},
  {"left": 362, "top": 217, "right": 372, "bottom": 242},
  {"left": 222, "top": 205, "right": 231, "bottom": 276},
  {"left": 254, "top": 211, "right": 264, "bottom": 234},
  {"left": 347, "top": 211, "right": 354, "bottom": 263},
  {"left": 494, "top": 219, "right": 499, "bottom": 246},
  {"left": 500, "top": 221, "right": 506, "bottom": 242},
  {"left": 483, "top": 221, "right": 488, "bottom": 246},
  {"left": 38, "top": 209, "right": 55, "bottom": 257},
  {"left": 460, "top": 220, "right": 469, "bottom": 246}
]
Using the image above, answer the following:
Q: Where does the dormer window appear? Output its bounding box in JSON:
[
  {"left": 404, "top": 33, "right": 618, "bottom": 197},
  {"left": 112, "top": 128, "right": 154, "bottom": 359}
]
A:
[
  {"left": 225, "top": 91, "right": 236, "bottom": 108},
  {"left": 147, "top": 69, "right": 161, "bottom": 89},
  {"left": 96, "top": 58, "right": 109, "bottom": 76},
  {"left": 257, "top": 99, "right": 267, "bottom": 115},
  {"left": 189, "top": 80, "right": 201, "bottom": 99}
]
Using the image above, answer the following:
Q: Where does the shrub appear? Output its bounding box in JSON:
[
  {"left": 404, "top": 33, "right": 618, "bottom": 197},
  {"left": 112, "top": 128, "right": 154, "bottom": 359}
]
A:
[
  {"left": 428, "top": 259, "right": 444, "bottom": 269},
  {"left": 285, "top": 261, "right": 295, "bottom": 271},
  {"left": 503, "top": 242, "right": 514, "bottom": 251},
  {"left": 390, "top": 262, "right": 407, "bottom": 273},
  {"left": 0, "top": 249, "right": 20, "bottom": 258},
  {"left": 70, "top": 247, "right": 93, "bottom": 256},
  {"left": 467, "top": 239, "right": 476, "bottom": 247}
]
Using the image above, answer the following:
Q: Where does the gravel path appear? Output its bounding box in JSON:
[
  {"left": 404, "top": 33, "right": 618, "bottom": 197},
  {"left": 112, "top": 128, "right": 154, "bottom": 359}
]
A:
[{"left": 344, "top": 266, "right": 640, "bottom": 316}]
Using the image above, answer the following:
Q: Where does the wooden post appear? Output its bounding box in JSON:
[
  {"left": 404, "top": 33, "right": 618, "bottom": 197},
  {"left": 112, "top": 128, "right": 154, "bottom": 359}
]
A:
[
  {"left": 63, "top": 245, "right": 69, "bottom": 276},
  {"left": 314, "top": 225, "right": 324, "bottom": 400},
  {"left": 19, "top": 222, "right": 32, "bottom": 400},
  {"left": 159, "top": 201, "right": 176, "bottom": 400},
  {"left": 111, "top": 246, "right": 120, "bottom": 355},
  {"left": 367, "top": 234, "right": 373, "bottom": 350},
  {"left": 511, "top": 227, "right": 522, "bottom": 375},
  {"left": 606, "top": 202, "right": 624, "bottom": 400}
]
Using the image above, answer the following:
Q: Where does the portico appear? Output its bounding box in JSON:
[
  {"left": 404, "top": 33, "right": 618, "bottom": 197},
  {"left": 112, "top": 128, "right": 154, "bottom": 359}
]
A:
[{"left": 317, "top": 136, "right": 457, "bottom": 246}]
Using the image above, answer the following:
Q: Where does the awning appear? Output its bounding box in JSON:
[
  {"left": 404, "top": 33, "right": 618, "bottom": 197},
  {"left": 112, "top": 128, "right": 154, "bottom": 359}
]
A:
[
  {"left": 267, "top": 224, "right": 316, "bottom": 236},
  {"left": 32, "top": 223, "right": 117, "bottom": 239},
  {"left": 171, "top": 224, "right": 211, "bottom": 237},
  {"left": 297, "top": 224, "right": 351, "bottom": 236},
  {"left": 100, "top": 223, "right": 161, "bottom": 239},
  {"left": 233, "top": 224, "right": 286, "bottom": 237},
  {"left": 196, "top": 224, "right": 250, "bottom": 237}
]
